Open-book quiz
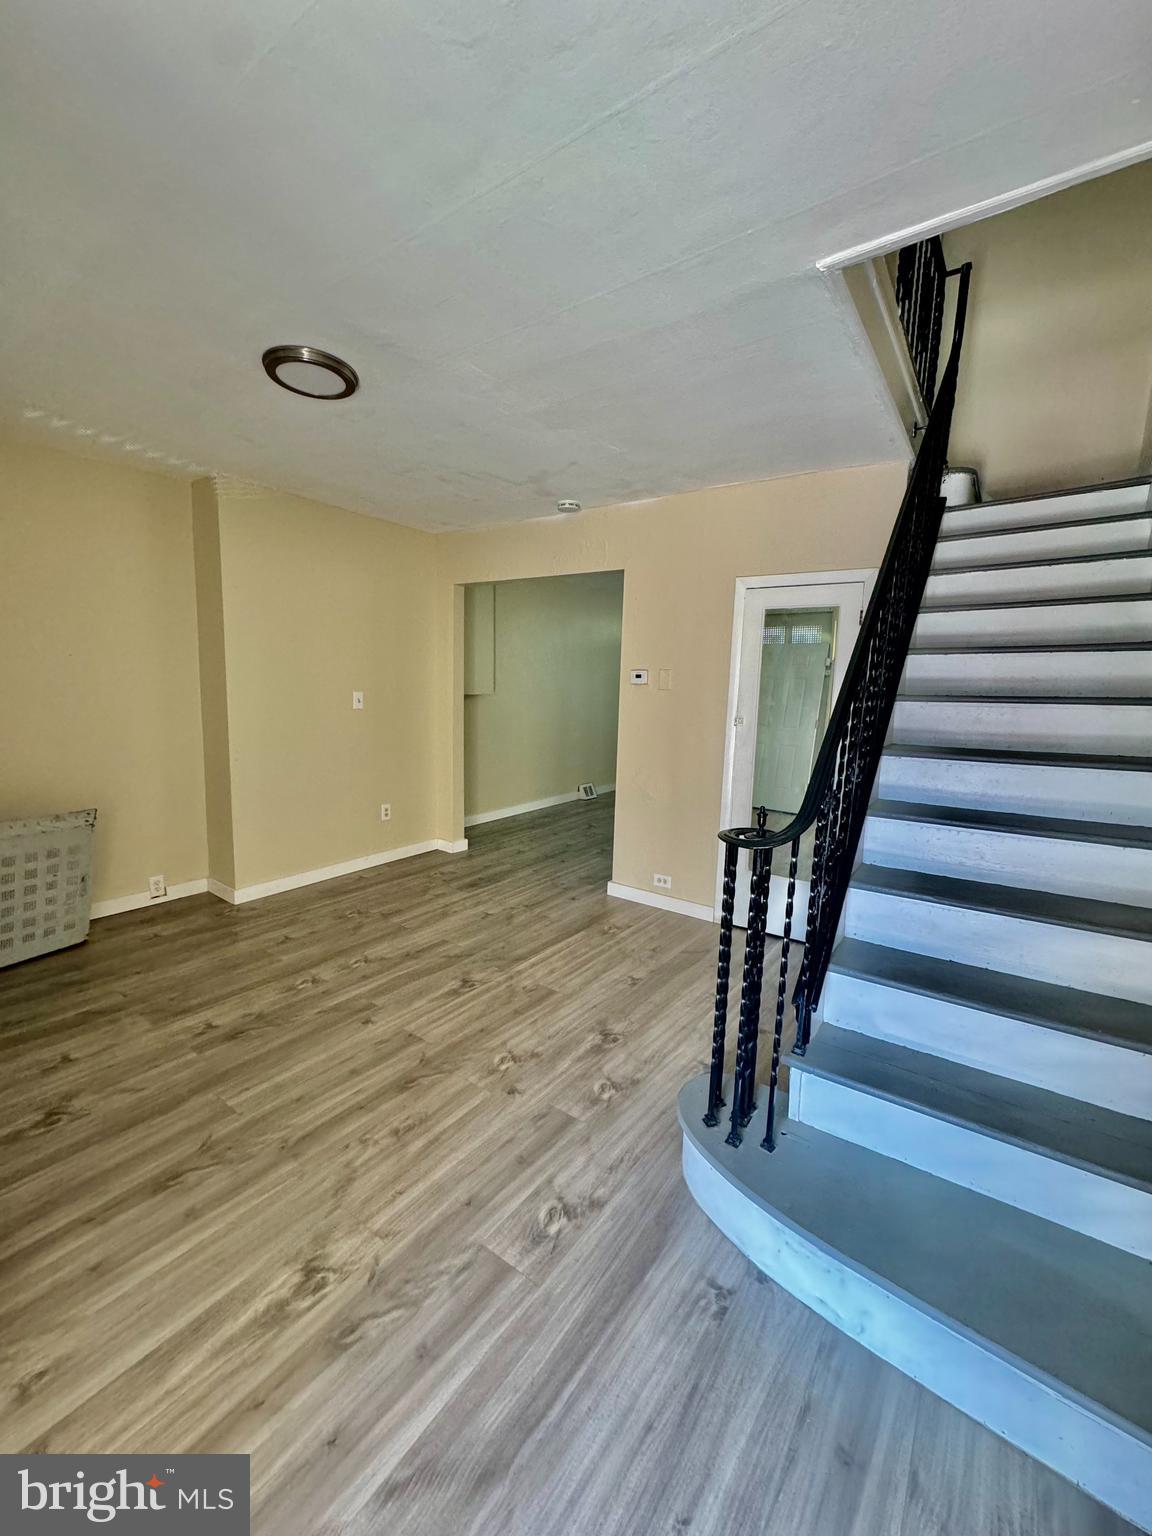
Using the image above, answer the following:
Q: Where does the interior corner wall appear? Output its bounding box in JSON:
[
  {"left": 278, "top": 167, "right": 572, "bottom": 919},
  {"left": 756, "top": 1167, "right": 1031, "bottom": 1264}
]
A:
[
  {"left": 191, "top": 478, "right": 235, "bottom": 890},
  {"left": 207, "top": 479, "right": 440, "bottom": 893},
  {"left": 435, "top": 461, "right": 907, "bottom": 910},
  {"left": 0, "top": 438, "right": 208, "bottom": 907},
  {"left": 464, "top": 573, "right": 624, "bottom": 820},
  {"left": 943, "top": 159, "right": 1152, "bottom": 498}
]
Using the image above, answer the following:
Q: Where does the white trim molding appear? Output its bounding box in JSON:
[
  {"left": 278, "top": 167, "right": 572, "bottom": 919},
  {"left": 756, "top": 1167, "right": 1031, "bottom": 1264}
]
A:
[
  {"left": 91, "top": 878, "right": 208, "bottom": 919},
  {"left": 94, "top": 840, "right": 470, "bottom": 916},
  {"left": 206, "top": 838, "right": 467, "bottom": 906},
  {"left": 465, "top": 784, "right": 615, "bottom": 828},
  {"left": 606, "top": 880, "right": 714, "bottom": 923},
  {"left": 818, "top": 140, "right": 1152, "bottom": 269},
  {"left": 714, "top": 568, "right": 878, "bottom": 918}
]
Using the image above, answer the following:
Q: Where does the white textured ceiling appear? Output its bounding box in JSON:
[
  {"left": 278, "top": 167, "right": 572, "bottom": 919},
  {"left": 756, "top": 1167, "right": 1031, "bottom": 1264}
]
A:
[{"left": 1, "top": 0, "right": 1150, "bottom": 528}]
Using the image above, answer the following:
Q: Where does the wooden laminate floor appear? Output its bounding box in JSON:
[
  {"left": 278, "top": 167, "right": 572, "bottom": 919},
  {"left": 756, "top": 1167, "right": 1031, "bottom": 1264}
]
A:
[{"left": 0, "top": 798, "right": 1132, "bottom": 1535}]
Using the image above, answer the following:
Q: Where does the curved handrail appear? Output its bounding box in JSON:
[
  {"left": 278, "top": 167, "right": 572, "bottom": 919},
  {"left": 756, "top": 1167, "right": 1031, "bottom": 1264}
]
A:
[{"left": 719, "top": 261, "right": 971, "bottom": 856}]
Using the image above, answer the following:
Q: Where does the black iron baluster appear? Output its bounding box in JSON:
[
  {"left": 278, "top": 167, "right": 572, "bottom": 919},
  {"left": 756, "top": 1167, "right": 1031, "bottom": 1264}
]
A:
[
  {"left": 703, "top": 840, "right": 739, "bottom": 1126},
  {"left": 760, "top": 836, "right": 800, "bottom": 1152},
  {"left": 896, "top": 236, "right": 947, "bottom": 407},
  {"left": 793, "top": 776, "right": 833, "bottom": 1053},
  {"left": 740, "top": 843, "right": 772, "bottom": 1126},
  {"left": 726, "top": 821, "right": 770, "bottom": 1148}
]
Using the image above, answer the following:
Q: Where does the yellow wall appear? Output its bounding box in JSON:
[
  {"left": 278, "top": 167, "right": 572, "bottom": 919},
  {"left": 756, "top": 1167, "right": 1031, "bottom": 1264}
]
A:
[
  {"left": 2, "top": 441, "right": 906, "bottom": 916},
  {"left": 209, "top": 478, "right": 438, "bottom": 890},
  {"left": 464, "top": 572, "right": 624, "bottom": 818},
  {"left": 944, "top": 161, "right": 1152, "bottom": 497},
  {"left": 0, "top": 441, "right": 207, "bottom": 905},
  {"left": 436, "top": 463, "right": 906, "bottom": 908}
]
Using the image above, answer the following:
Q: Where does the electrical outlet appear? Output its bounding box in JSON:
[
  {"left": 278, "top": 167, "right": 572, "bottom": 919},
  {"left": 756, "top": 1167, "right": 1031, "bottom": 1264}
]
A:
[
  {"left": 352, "top": 691, "right": 364, "bottom": 710},
  {"left": 148, "top": 874, "right": 167, "bottom": 899},
  {"left": 658, "top": 668, "right": 673, "bottom": 690},
  {"left": 653, "top": 873, "right": 672, "bottom": 889},
  {"left": 380, "top": 803, "right": 392, "bottom": 822}
]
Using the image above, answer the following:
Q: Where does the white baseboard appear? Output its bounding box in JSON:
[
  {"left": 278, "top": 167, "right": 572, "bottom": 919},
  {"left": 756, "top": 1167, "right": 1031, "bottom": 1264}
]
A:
[
  {"left": 465, "top": 784, "right": 615, "bottom": 828},
  {"left": 606, "top": 880, "right": 715, "bottom": 923},
  {"left": 91, "top": 878, "right": 208, "bottom": 919},
  {"left": 94, "top": 838, "right": 470, "bottom": 917},
  {"left": 208, "top": 838, "right": 463, "bottom": 905}
]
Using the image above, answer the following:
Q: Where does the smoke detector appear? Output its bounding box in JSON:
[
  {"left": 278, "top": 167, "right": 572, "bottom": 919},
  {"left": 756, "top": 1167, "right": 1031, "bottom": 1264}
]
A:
[{"left": 557, "top": 499, "right": 581, "bottom": 513}]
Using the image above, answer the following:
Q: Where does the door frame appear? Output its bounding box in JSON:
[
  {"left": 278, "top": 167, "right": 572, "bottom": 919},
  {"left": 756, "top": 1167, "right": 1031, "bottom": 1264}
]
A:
[{"left": 713, "top": 568, "right": 878, "bottom": 920}]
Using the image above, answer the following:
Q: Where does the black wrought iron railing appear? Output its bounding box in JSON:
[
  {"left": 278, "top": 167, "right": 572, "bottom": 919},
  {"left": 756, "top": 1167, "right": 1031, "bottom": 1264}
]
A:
[
  {"left": 895, "top": 235, "right": 948, "bottom": 409},
  {"left": 704, "top": 251, "right": 972, "bottom": 1154}
]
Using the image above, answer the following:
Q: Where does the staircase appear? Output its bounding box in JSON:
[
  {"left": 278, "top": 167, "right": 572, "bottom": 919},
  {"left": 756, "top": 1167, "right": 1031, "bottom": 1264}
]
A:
[{"left": 680, "top": 475, "right": 1152, "bottom": 1530}]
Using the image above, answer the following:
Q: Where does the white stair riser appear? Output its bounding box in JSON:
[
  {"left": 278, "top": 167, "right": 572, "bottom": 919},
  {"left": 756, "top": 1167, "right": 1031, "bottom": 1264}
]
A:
[
  {"left": 844, "top": 886, "right": 1152, "bottom": 1003},
  {"left": 924, "top": 555, "right": 1152, "bottom": 605},
  {"left": 912, "top": 598, "right": 1152, "bottom": 649},
  {"left": 940, "top": 485, "right": 1152, "bottom": 537},
  {"left": 862, "top": 816, "right": 1152, "bottom": 905},
  {"left": 821, "top": 970, "right": 1152, "bottom": 1119},
  {"left": 891, "top": 698, "right": 1152, "bottom": 756},
  {"left": 682, "top": 1139, "right": 1152, "bottom": 1534},
  {"left": 902, "top": 648, "right": 1151, "bottom": 698},
  {"left": 933, "top": 516, "right": 1151, "bottom": 570},
  {"left": 877, "top": 754, "right": 1152, "bottom": 827},
  {"left": 790, "top": 1074, "right": 1152, "bottom": 1261}
]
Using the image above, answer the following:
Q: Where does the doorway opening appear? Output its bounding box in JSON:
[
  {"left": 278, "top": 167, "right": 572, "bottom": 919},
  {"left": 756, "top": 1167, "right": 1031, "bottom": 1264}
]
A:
[{"left": 462, "top": 570, "right": 625, "bottom": 871}]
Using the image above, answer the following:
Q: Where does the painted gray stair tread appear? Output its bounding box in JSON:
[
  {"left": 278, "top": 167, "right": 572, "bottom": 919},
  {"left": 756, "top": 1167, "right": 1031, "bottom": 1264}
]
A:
[
  {"left": 920, "top": 591, "right": 1152, "bottom": 612},
  {"left": 679, "top": 1076, "right": 1152, "bottom": 1439},
  {"left": 852, "top": 864, "right": 1152, "bottom": 941},
  {"left": 867, "top": 798, "right": 1152, "bottom": 849},
  {"left": 882, "top": 744, "right": 1152, "bottom": 771},
  {"left": 793, "top": 1025, "right": 1152, "bottom": 1191},
  {"left": 928, "top": 549, "right": 1152, "bottom": 576},
  {"left": 827, "top": 937, "right": 1152, "bottom": 1053},
  {"left": 945, "top": 476, "right": 1151, "bottom": 514},
  {"left": 937, "top": 508, "right": 1152, "bottom": 542},
  {"left": 909, "top": 641, "right": 1152, "bottom": 653},
  {"left": 927, "top": 589, "right": 1152, "bottom": 608},
  {"left": 895, "top": 693, "right": 1152, "bottom": 705}
]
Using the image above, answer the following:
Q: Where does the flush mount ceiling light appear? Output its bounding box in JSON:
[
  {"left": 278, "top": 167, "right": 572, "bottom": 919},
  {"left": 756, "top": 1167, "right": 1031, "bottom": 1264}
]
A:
[{"left": 262, "top": 345, "right": 359, "bottom": 400}]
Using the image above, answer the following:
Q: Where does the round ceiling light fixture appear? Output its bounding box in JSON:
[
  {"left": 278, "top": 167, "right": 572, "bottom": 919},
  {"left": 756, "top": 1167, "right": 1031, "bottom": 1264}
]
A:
[{"left": 262, "top": 345, "right": 359, "bottom": 400}]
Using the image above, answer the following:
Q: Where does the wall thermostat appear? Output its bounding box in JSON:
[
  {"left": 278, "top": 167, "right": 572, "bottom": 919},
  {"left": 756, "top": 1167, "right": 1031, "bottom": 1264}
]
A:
[{"left": 630, "top": 668, "right": 649, "bottom": 685}]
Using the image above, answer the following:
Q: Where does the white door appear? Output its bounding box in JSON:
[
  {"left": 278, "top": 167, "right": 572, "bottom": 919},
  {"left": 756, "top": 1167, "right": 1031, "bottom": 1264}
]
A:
[{"left": 729, "top": 581, "right": 865, "bottom": 936}]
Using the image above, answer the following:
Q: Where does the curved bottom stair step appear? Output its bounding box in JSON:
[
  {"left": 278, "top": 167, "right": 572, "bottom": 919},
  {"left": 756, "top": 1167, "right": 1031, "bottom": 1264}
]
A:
[{"left": 679, "top": 1073, "right": 1152, "bottom": 1533}]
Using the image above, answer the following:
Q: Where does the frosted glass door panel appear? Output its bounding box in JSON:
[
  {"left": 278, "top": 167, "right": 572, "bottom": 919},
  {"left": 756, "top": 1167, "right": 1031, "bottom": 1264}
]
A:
[
  {"left": 752, "top": 607, "right": 836, "bottom": 815},
  {"left": 730, "top": 582, "right": 864, "bottom": 935}
]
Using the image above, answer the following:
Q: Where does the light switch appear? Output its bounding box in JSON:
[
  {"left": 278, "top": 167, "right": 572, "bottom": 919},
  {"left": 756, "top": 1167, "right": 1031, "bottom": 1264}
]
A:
[
  {"left": 352, "top": 691, "right": 364, "bottom": 710},
  {"left": 658, "top": 668, "right": 672, "bottom": 690},
  {"left": 629, "top": 669, "right": 648, "bottom": 685}
]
